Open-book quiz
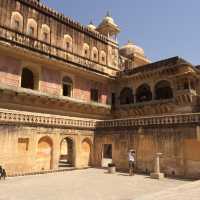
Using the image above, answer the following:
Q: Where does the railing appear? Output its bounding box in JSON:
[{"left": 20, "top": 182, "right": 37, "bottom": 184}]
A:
[
  {"left": 0, "top": 25, "right": 117, "bottom": 77},
  {"left": 0, "top": 108, "right": 199, "bottom": 129},
  {"left": 96, "top": 112, "right": 200, "bottom": 128},
  {"left": 0, "top": 108, "right": 97, "bottom": 129}
]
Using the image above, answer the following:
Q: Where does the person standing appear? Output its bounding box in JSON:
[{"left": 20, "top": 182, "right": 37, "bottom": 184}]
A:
[
  {"left": 128, "top": 150, "right": 136, "bottom": 176},
  {"left": 0, "top": 166, "right": 2, "bottom": 180},
  {"left": 1, "top": 168, "right": 6, "bottom": 180}
]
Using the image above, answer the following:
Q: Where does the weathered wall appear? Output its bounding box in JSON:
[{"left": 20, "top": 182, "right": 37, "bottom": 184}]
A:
[
  {"left": 0, "top": 0, "right": 119, "bottom": 68},
  {"left": 94, "top": 125, "right": 200, "bottom": 178},
  {"left": 40, "top": 67, "right": 61, "bottom": 96},
  {"left": 0, "top": 52, "right": 110, "bottom": 104},
  {"left": 74, "top": 77, "right": 109, "bottom": 104},
  {"left": 0, "top": 124, "right": 94, "bottom": 175},
  {"left": 0, "top": 55, "right": 21, "bottom": 87}
]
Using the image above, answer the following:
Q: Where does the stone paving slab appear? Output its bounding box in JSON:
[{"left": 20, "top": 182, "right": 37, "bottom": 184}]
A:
[
  {"left": 0, "top": 168, "right": 194, "bottom": 200},
  {"left": 134, "top": 180, "right": 200, "bottom": 200}
]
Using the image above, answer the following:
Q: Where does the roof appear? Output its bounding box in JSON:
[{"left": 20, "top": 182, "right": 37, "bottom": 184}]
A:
[{"left": 119, "top": 56, "right": 192, "bottom": 76}]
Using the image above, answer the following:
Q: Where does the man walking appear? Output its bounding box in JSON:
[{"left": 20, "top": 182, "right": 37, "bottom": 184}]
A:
[{"left": 128, "top": 149, "right": 136, "bottom": 176}]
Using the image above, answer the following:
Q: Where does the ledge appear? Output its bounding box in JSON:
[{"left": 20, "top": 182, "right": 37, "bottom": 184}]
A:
[
  {"left": 0, "top": 83, "right": 111, "bottom": 110},
  {"left": 118, "top": 99, "right": 175, "bottom": 109}
]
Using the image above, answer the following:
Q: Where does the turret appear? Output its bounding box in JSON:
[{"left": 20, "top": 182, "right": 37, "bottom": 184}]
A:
[
  {"left": 96, "top": 12, "right": 120, "bottom": 41},
  {"left": 120, "top": 41, "right": 151, "bottom": 68}
]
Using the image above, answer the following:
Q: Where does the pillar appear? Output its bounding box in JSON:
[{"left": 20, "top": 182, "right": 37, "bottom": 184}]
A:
[{"left": 150, "top": 152, "right": 164, "bottom": 179}]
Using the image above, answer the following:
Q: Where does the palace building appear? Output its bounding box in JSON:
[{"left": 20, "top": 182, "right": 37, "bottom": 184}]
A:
[{"left": 0, "top": 0, "right": 200, "bottom": 178}]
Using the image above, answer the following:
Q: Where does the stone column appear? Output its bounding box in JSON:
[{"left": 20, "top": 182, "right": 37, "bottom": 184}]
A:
[{"left": 150, "top": 153, "right": 164, "bottom": 179}]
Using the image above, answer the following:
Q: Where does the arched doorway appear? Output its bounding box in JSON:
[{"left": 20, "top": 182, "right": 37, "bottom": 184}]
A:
[
  {"left": 81, "top": 138, "right": 92, "bottom": 167},
  {"left": 155, "top": 80, "right": 173, "bottom": 100},
  {"left": 119, "top": 87, "right": 134, "bottom": 105},
  {"left": 136, "top": 84, "right": 152, "bottom": 102},
  {"left": 59, "top": 137, "right": 74, "bottom": 168},
  {"left": 36, "top": 136, "right": 53, "bottom": 171}
]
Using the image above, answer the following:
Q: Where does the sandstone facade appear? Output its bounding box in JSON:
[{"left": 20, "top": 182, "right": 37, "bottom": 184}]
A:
[{"left": 0, "top": 0, "right": 200, "bottom": 178}]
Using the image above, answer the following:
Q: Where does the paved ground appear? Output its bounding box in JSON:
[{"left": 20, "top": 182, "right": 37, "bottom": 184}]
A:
[{"left": 0, "top": 168, "right": 197, "bottom": 200}]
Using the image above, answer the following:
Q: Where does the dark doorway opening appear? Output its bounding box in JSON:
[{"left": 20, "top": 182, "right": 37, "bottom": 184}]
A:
[
  {"left": 103, "top": 144, "right": 112, "bottom": 159},
  {"left": 21, "top": 68, "right": 34, "bottom": 89},
  {"left": 59, "top": 137, "right": 74, "bottom": 168}
]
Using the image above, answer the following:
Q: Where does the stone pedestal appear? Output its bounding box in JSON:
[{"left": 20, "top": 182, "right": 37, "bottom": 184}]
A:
[
  {"left": 108, "top": 166, "right": 116, "bottom": 174},
  {"left": 150, "top": 153, "right": 164, "bottom": 179}
]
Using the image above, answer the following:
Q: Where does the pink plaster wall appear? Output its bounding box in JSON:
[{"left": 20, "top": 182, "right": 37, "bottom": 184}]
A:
[
  {"left": 0, "top": 54, "right": 109, "bottom": 104},
  {"left": 40, "top": 67, "right": 61, "bottom": 96},
  {"left": 74, "top": 77, "right": 109, "bottom": 104},
  {"left": 0, "top": 55, "right": 21, "bottom": 87}
]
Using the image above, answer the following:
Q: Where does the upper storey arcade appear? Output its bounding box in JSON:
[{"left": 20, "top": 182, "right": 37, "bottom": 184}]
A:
[
  {"left": 0, "top": 0, "right": 120, "bottom": 77},
  {"left": 113, "top": 57, "right": 200, "bottom": 118}
]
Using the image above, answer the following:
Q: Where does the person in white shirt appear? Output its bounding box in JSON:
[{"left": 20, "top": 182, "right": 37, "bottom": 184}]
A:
[{"left": 128, "top": 149, "right": 136, "bottom": 176}]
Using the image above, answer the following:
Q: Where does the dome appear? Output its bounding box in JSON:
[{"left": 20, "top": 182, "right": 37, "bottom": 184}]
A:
[
  {"left": 120, "top": 41, "right": 145, "bottom": 57},
  {"left": 100, "top": 12, "right": 117, "bottom": 27},
  {"left": 96, "top": 12, "right": 120, "bottom": 37},
  {"left": 102, "top": 16, "right": 115, "bottom": 25},
  {"left": 87, "top": 22, "right": 96, "bottom": 31}
]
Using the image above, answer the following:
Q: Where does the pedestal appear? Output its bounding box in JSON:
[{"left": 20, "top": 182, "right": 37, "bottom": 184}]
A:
[
  {"left": 150, "top": 172, "right": 164, "bottom": 179},
  {"left": 150, "top": 153, "right": 164, "bottom": 179}
]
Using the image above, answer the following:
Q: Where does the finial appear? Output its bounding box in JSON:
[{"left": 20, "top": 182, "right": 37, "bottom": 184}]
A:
[
  {"left": 128, "top": 40, "right": 134, "bottom": 45},
  {"left": 106, "top": 10, "right": 111, "bottom": 17},
  {"left": 89, "top": 20, "right": 94, "bottom": 25}
]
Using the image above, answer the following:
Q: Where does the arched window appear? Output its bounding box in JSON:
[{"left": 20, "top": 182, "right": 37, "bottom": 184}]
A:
[
  {"left": 21, "top": 68, "right": 34, "bottom": 89},
  {"left": 11, "top": 11, "right": 23, "bottom": 32},
  {"left": 100, "top": 51, "right": 106, "bottom": 64},
  {"left": 155, "top": 80, "right": 173, "bottom": 100},
  {"left": 120, "top": 87, "right": 134, "bottom": 105},
  {"left": 62, "top": 76, "right": 73, "bottom": 97},
  {"left": 92, "top": 47, "right": 98, "bottom": 62},
  {"left": 64, "top": 34, "right": 72, "bottom": 52},
  {"left": 136, "top": 84, "right": 152, "bottom": 102},
  {"left": 83, "top": 43, "right": 90, "bottom": 58},
  {"left": 90, "top": 88, "right": 99, "bottom": 102},
  {"left": 27, "top": 18, "right": 37, "bottom": 37},
  {"left": 41, "top": 24, "right": 50, "bottom": 43}
]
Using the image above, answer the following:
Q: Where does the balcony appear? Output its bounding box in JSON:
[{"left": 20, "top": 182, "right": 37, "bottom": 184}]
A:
[{"left": 0, "top": 83, "right": 111, "bottom": 118}]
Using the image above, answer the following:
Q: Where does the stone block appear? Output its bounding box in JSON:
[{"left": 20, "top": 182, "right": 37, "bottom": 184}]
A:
[{"left": 150, "top": 172, "right": 164, "bottom": 179}]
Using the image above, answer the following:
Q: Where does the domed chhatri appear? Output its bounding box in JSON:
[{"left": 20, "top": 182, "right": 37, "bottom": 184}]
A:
[
  {"left": 120, "top": 41, "right": 145, "bottom": 56},
  {"left": 96, "top": 11, "right": 120, "bottom": 38},
  {"left": 101, "top": 11, "right": 116, "bottom": 26},
  {"left": 120, "top": 41, "right": 151, "bottom": 68},
  {"left": 87, "top": 21, "right": 96, "bottom": 31}
]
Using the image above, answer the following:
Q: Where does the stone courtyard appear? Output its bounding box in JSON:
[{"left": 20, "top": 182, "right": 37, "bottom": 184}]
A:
[{"left": 0, "top": 168, "right": 199, "bottom": 200}]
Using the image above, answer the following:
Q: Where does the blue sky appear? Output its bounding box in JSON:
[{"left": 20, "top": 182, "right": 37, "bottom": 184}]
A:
[{"left": 43, "top": 0, "right": 200, "bottom": 65}]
